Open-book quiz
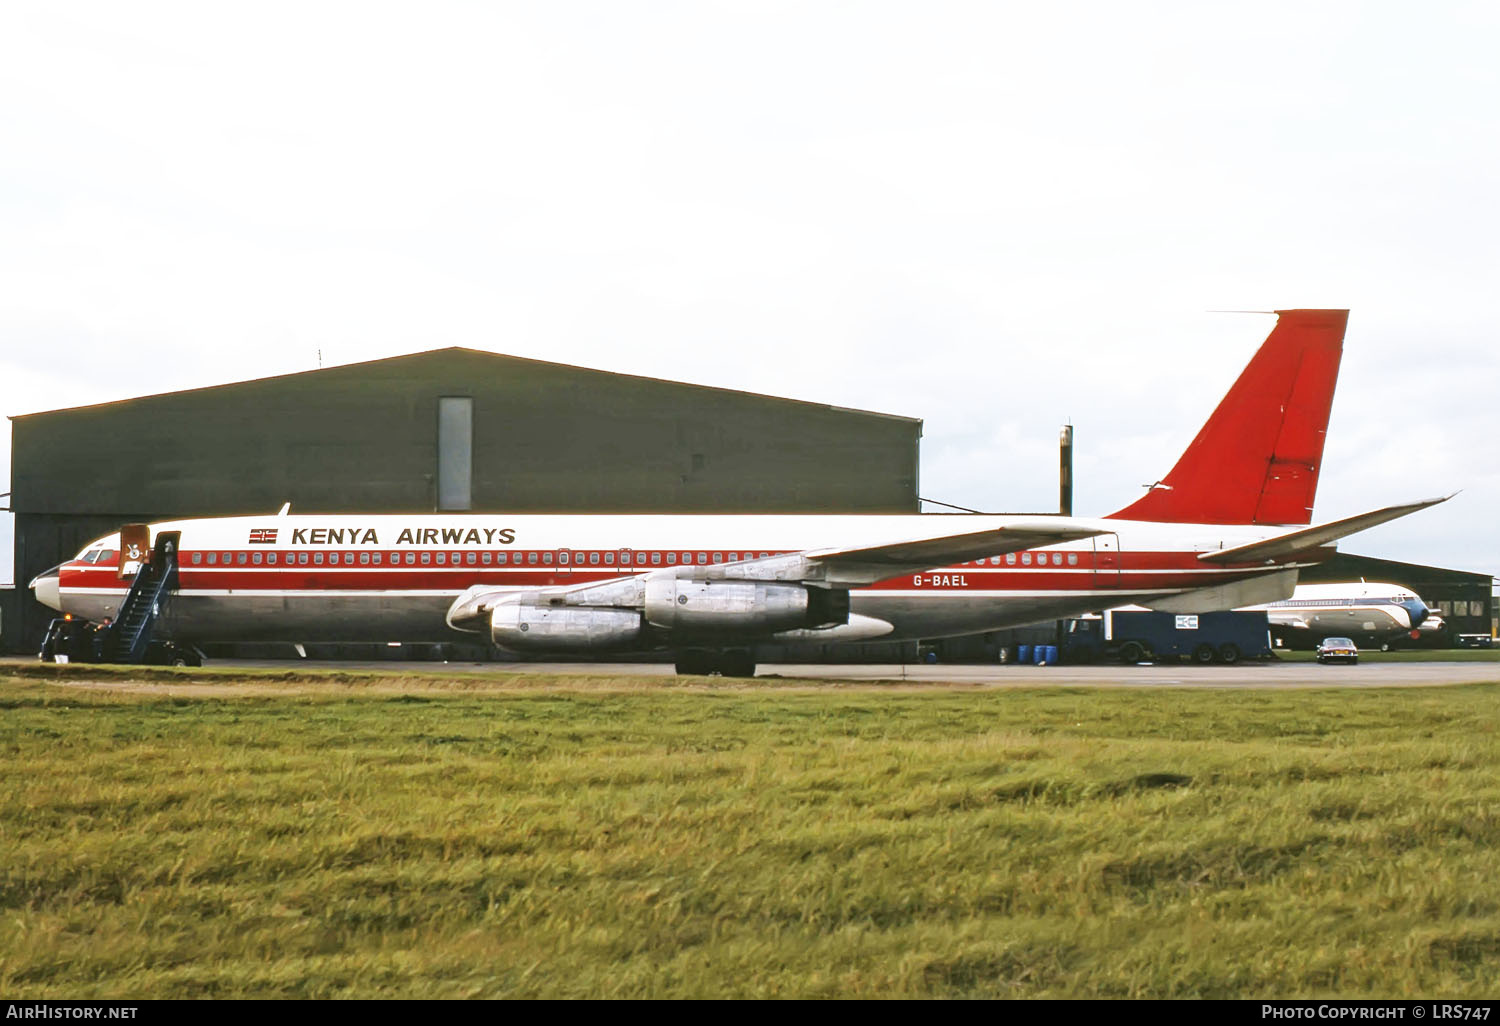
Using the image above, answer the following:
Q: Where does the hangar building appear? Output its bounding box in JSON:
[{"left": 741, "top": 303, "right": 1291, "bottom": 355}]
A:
[{"left": 3, "top": 349, "right": 921, "bottom": 654}]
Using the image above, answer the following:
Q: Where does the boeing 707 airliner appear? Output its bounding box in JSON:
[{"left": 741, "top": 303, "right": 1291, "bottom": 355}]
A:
[{"left": 31, "top": 310, "right": 1450, "bottom": 675}]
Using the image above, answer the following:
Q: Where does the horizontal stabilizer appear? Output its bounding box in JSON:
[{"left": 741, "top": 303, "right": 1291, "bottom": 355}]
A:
[{"left": 1197, "top": 496, "right": 1453, "bottom": 565}]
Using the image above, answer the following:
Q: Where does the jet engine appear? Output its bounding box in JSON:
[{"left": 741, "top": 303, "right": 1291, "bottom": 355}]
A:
[
  {"left": 489, "top": 602, "right": 643, "bottom": 651},
  {"left": 454, "top": 578, "right": 851, "bottom": 652},
  {"left": 644, "top": 579, "right": 848, "bottom": 634}
]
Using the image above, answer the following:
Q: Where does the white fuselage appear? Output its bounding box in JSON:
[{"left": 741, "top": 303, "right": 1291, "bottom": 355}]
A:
[
  {"left": 42, "top": 512, "right": 1317, "bottom": 646},
  {"left": 1248, "top": 582, "right": 1438, "bottom": 642}
]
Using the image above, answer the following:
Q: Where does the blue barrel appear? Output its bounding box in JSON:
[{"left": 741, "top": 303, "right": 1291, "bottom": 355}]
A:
[
  {"left": 1044, "top": 645, "right": 1059, "bottom": 665},
  {"left": 1018, "top": 644, "right": 1032, "bottom": 664},
  {"left": 1032, "top": 645, "right": 1045, "bottom": 665}
]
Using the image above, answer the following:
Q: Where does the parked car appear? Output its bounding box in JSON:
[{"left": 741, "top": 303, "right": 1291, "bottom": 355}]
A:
[{"left": 1316, "top": 636, "right": 1359, "bottom": 664}]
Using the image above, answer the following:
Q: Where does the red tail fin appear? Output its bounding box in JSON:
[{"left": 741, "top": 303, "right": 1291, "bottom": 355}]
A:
[{"left": 1108, "top": 309, "right": 1347, "bottom": 525}]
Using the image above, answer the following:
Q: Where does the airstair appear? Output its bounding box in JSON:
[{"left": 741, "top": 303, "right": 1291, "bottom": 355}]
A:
[{"left": 101, "top": 531, "right": 180, "bottom": 663}]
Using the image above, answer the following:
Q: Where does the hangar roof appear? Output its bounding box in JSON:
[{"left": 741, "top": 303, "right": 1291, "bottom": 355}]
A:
[
  {"left": 9, "top": 346, "right": 923, "bottom": 517},
  {"left": 1301, "top": 552, "right": 1492, "bottom": 588},
  {"left": 9, "top": 346, "right": 921, "bottom": 425}
]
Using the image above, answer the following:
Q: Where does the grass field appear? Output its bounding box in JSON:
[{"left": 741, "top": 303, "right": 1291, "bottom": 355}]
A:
[{"left": 3, "top": 667, "right": 1499, "bottom": 998}]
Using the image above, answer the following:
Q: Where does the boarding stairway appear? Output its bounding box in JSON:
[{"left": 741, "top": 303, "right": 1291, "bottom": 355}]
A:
[{"left": 102, "top": 532, "right": 180, "bottom": 664}]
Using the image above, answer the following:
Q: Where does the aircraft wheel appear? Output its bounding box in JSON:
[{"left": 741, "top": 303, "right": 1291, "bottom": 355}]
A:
[
  {"left": 674, "top": 651, "right": 715, "bottom": 676},
  {"left": 1217, "top": 643, "right": 1241, "bottom": 665},
  {"left": 165, "top": 645, "right": 204, "bottom": 668},
  {"left": 1192, "top": 643, "right": 1216, "bottom": 665},
  {"left": 718, "top": 651, "right": 757, "bottom": 678},
  {"left": 675, "top": 651, "right": 756, "bottom": 677},
  {"left": 1118, "top": 641, "right": 1145, "bottom": 665}
]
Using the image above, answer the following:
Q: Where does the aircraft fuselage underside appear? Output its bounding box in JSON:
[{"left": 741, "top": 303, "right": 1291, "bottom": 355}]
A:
[{"left": 57, "top": 584, "right": 1241, "bottom": 647}]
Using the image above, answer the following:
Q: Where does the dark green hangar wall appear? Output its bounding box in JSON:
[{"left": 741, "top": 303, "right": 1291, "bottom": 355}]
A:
[{"left": 6, "top": 347, "right": 921, "bottom": 651}]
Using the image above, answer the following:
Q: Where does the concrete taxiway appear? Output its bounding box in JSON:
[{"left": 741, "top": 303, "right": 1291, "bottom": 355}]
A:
[{"left": 201, "top": 658, "right": 1500, "bottom": 688}]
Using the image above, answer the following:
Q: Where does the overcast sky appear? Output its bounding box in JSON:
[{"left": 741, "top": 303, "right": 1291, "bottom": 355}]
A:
[{"left": 3, "top": 1, "right": 1497, "bottom": 590}]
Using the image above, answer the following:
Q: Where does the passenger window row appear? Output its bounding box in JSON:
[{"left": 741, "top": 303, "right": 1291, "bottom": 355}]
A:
[
  {"left": 183, "top": 548, "right": 1081, "bottom": 569},
  {"left": 183, "top": 549, "right": 782, "bottom": 567},
  {"left": 970, "top": 552, "right": 1079, "bottom": 566}
]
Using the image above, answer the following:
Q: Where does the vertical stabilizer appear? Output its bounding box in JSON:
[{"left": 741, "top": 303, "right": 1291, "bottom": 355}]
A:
[{"left": 1108, "top": 309, "right": 1347, "bottom": 525}]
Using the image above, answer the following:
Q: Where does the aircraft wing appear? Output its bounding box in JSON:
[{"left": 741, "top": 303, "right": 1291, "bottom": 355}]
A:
[
  {"left": 672, "top": 516, "right": 1109, "bottom": 587},
  {"left": 805, "top": 520, "right": 1106, "bottom": 568},
  {"left": 445, "top": 516, "right": 1109, "bottom": 633},
  {"left": 1197, "top": 495, "right": 1453, "bottom": 565}
]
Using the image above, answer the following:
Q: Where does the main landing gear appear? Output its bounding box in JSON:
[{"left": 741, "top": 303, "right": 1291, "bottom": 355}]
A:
[{"left": 673, "top": 649, "right": 756, "bottom": 678}]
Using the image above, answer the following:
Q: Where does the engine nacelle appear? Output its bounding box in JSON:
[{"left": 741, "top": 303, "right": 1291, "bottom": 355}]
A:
[
  {"left": 490, "top": 602, "right": 643, "bottom": 651},
  {"left": 644, "top": 579, "right": 848, "bottom": 634}
]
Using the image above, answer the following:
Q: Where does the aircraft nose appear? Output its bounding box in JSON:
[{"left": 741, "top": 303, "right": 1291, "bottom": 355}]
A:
[
  {"left": 29, "top": 566, "right": 62, "bottom": 612},
  {"left": 1399, "top": 598, "right": 1431, "bottom": 630}
]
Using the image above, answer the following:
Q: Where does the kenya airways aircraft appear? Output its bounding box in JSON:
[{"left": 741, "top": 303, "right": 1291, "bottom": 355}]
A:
[{"left": 31, "top": 309, "right": 1449, "bottom": 675}]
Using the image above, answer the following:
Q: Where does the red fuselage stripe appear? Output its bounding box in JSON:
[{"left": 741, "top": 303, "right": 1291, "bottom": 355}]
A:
[{"left": 59, "top": 547, "right": 1248, "bottom": 595}]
